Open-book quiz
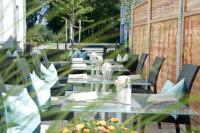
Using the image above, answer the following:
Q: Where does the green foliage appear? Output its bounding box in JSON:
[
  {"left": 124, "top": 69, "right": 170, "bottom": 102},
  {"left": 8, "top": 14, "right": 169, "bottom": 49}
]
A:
[
  {"left": 26, "top": 0, "right": 41, "bottom": 28},
  {"left": 27, "top": 25, "right": 54, "bottom": 44},
  {"left": 46, "top": 0, "right": 93, "bottom": 32},
  {"left": 26, "top": 0, "right": 41, "bottom": 13},
  {"left": 85, "top": 0, "right": 120, "bottom": 21},
  {"left": 26, "top": 0, "right": 121, "bottom": 43}
]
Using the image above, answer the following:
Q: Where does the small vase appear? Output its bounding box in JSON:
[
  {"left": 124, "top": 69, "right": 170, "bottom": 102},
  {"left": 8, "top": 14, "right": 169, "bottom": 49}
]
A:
[{"left": 117, "top": 88, "right": 131, "bottom": 105}]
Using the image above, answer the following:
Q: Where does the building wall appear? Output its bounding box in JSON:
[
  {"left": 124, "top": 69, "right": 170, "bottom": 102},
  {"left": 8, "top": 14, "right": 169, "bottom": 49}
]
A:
[
  {"left": 0, "top": 0, "right": 3, "bottom": 41},
  {"left": 0, "top": 0, "right": 26, "bottom": 50},
  {"left": 16, "top": 0, "right": 26, "bottom": 50},
  {"left": 2, "top": 0, "right": 15, "bottom": 43}
]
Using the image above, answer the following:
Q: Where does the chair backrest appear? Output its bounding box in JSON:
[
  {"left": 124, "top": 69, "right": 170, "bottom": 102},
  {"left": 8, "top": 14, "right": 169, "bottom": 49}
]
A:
[
  {"left": 176, "top": 64, "right": 199, "bottom": 104},
  {"left": 41, "top": 51, "right": 49, "bottom": 68},
  {"left": 148, "top": 57, "right": 165, "bottom": 93},
  {"left": 15, "top": 58, "right": 32, "bottom": 86},
  {"left": 125, "top": 54, "right": 139, "bottom": 74},
  {"left": 32, "top": 54, "right": 42, "bottom": 76},
  {"left": 135, "top": 53, "right": 148, "bottom": 75},
  {"left": 0, "top": 76, "right": 7, "bottom": 133},
  {"left": 15, "top": 58, "right": 39, "bottom": 104}
]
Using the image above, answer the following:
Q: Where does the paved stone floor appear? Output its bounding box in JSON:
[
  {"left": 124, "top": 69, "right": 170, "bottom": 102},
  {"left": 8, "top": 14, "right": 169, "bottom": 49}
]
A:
[{"left": 143, "top": 123, "right": 186, "bottom": 133}]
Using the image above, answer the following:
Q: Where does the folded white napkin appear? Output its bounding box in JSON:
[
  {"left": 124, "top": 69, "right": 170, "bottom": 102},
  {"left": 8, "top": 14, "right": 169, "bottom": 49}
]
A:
[
  {"left": 71, "top": 63, "right": 87, "bottom": 68},
  {"left": 68, "top": 74, "right": 88, "bottom": 79},
  {"left": 13, "top": 50, "right": 19, "bottom": 56},
  {"left": 67, "top": 92, "right": 98, "bottom": 101},
  {"left": 6, "top": 50, "right": 12, "bottom": 56},
  {"left": 147, "top": 94, "right": 178, "bottom": 103},
  {"left": 117, "top": 54, "right": 129, "bottom": 62},
  {"left": 40, "top": 64, "right": 58, "bottom": 86}
]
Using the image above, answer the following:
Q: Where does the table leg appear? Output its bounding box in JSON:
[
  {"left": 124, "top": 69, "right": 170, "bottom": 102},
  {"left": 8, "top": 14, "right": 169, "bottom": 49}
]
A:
[
  {"left": 135, "top": 115, "right": 145, "bottom": 133},
  {"left": 90, "top": 69, "right": 95, "bottom": 91},
  {"left": 101, "top": 112, "right": 109, "bottom": 120}
]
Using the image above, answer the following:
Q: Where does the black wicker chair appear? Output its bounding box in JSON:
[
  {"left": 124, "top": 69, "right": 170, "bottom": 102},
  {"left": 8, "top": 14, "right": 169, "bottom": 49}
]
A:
[
  {"left": 131, "top": 56, "right": 165, "bottom": 94},
  {"left": 15, "top": 58, "right": 74, "bottom": 121},
  {"left": 135, "top": 53, "right": 149, "bottom": 75},
  {"left": 140, "top": 64, "right": 199, "bottom": 133},
  {"left": 40, "top": 51, "right": 50, "bottom": 68},
  {"left": 32, "top": 54, "right": 42, "bottom": 76},
  {"left": 117, "top": 53, "right": 148, "bottom": 76}
]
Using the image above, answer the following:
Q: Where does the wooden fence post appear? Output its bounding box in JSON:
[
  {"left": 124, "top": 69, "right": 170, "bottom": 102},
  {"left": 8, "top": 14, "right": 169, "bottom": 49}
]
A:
[
  {"left": 145, "top": 0, "right": 152, "bottom": 80},
  {"left": 176, "top": 0, "right": 185, "bottom": 78},
  {"left": 130, "top": 5, "right": 134, "bottom": 53},
  {"left": 146, "top": 0, "right": 151, "bottom": 53}
]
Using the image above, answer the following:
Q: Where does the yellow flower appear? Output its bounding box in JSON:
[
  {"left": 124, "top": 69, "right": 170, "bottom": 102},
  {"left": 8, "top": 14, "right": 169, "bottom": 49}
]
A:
[
  {"left": 122, "top": 127, "right": 128, "bottom": 131},
  {"left": 131, "top": 131, "right": 138, "bottom": 133},
  {"left": 97, "top": 126, "right": 105, "bottom": 131},
  {"left": 111, "top": 118, "right": 119, "bottom": 123},
  {"left": 76, "top": 124, "right": 85, "bottom": 131},
  {"left": 83, "top": 128, "right": 90, "bottom": 133},
  {"left": 97, "top": 126, "right": 110, "bottom": 133},
  {"left": 97, "top": 120, "right": 107, "bottom": 126},
  {"left": 108, "top": 125, "right": 115, "bottom": 131},
  {"left": 62, "top": 127, "right": 69, "bottom": 133}
]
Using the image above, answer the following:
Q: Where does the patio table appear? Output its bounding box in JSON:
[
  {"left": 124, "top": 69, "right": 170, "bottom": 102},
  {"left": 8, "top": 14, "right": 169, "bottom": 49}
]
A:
[
  {"left": 57, "top": 92, "right": 198, "bottom": 131},
  {"left": 71, "top": 59, "right": 118, "bottom": 65},
  {"left": 52, "top": 59, "right": 119, "bottom": 66},
  {"left": 70, "top": 64, "right": 129, "bottom": 72},
  {"left": 68, "top": 75, "right": 150, "bottom": 86},
  {"left": 60, "top": 93, "right": 197, "bottom": 115}
]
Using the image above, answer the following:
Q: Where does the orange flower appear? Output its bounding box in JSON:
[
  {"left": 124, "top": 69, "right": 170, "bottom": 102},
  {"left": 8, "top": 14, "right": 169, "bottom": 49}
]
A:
[
  {"left": 111, "top": 118, "right": 119, "bottom": 123},
  {"left": 62, "top": 127, "right": 69, "bottom": 133}
]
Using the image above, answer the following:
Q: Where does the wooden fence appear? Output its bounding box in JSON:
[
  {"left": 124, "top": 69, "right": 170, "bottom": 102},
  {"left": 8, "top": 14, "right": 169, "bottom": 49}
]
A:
[{"left": 131, "top": 0, "right": 200, "bottom": 126}]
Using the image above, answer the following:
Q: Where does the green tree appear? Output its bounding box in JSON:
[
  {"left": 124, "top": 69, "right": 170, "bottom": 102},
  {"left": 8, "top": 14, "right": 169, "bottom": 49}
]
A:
[
  {"left": 46, "top": 0, "right": 93, "bottom": 42},
  {"left": 26, "top": 0, "right": 41, "bottom": 28},
  {"left": 27, "top": 25, "right": 54, "bottom": 43}
]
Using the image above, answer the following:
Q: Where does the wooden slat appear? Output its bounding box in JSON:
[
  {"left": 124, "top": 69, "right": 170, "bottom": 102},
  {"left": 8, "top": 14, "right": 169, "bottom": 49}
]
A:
[
  {"left": 151, "top": 0, "right": 179, "bottom": 20},
  {"left": 185, "top": 0, "right": 200, "bottom": 12},
  {"left": 132, "top": 25, "right": 147, "bottom": 55},
  {"left": 133, "top": 22, "right": 147, "bottom": 27},
  {"left": 133, "top": 0, "right": 148, "bottom": 9},
  {"left": 184, "top": 8, "right": 200, "bottom": 17},
  {"left": 150, "top": 19, "right": 178, "bottom": 92},
  {"left": 150, "top": 14, "right": 178, "bottom": 24},
  {"left": 133, "top": 2, "right": 148, "bottom": 25}
]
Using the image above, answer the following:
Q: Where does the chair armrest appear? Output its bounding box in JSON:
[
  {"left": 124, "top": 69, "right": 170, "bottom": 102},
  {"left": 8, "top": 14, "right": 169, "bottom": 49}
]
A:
[{"left": 130, "top": 79, "right": 151, "bottom": 86}]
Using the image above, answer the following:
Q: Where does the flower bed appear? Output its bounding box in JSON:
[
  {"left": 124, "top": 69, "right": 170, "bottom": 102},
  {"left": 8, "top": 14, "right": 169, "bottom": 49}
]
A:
[{"left": 62, "top": 118, "right": 137, "bottom": 133}]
